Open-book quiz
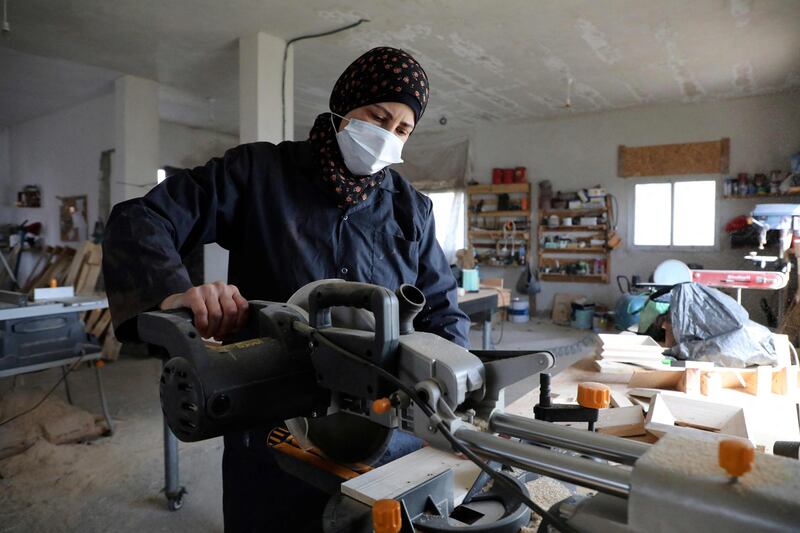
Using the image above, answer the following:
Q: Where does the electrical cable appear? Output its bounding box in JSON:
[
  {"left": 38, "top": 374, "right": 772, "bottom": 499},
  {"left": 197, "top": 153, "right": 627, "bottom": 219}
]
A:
[
  {"left": 299, "top": 323, "right": 579, "bottom": 533},
  {"left": 0, "top": 355, "right": 86, "bottom": 427},
  {"left": 281, "top": 19, "right": 370, "bottom": 141}
]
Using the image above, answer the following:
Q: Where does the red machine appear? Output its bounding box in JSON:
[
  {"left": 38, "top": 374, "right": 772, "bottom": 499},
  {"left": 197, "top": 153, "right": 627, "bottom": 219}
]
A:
[{"left": 689, "top": 269, "right": 788, "bottom": 290}]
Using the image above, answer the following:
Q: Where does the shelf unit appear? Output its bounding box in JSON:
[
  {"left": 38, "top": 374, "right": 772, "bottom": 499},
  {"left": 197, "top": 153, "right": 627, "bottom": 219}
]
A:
[
  {"left": 537, "top": 196, "right": 612, "bottom": 284},
  {"left": 467, "top": 183, "right": 531, "bottom": 268},
  {"left": 722, "top": 193, "right": 800, "bottom": 200}
]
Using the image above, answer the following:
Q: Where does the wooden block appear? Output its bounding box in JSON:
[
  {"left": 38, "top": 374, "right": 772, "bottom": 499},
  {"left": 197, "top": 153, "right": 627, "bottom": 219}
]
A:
[
  {"left": 628, "top": 370, "right": 683, "bottom": 390},
  {"left": 552, "top": 293, "right": 584, "bottom": 324},
  {"left": 480, "top": 278, "right": 504, "bottom": 289},
  {"left": 744, "top": 366, "right": 773, "bottom": 397},
  {"left": 596, "top": 406, "right": 646, "bottom": 437},
  {"left": 598, "top": 334, "right": 663, "bottom": 352},
  {"left": 91, "top": 310, "right": 112, "bottom": 338},
  {"left": 677, "top": 368, "right": 701, "bottom": 395},
  {"left": 341, "top": 446, "right": 481, "bottom": 506},
  {"left": 701, "top": 372, "right": 723, "bottom": 396},
  {"left": 64, "top": 242, "right": 92, "bottom": 286},
  {"left": 644, "top": 393, "right": 751, "bottom": 440},
  {"left": 772, "top": 366, "right": 799, "bottom": 396},
  {"left": 610, "top": 390, "right": 634, "bottom": 408},
  {"left": 593, "top": 360, "right": 637, "bottom": 376}
]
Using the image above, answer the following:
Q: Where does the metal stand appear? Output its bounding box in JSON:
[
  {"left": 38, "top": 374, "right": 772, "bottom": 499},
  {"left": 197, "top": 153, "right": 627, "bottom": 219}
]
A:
[
  {"left": 162, "top": 360, "right": 186, "bottom": 511},
  {"left": 62, "top": 365, "right": 74, "bottom": 405},
  {"left": 482, "top": 319, "right": 493, "bottom": 350},
  {"left": 94, "top": 362, "right": 114, "bottom": 435}
]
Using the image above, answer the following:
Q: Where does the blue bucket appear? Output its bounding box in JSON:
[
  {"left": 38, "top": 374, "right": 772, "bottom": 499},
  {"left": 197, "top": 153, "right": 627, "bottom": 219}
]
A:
[{"left": 572, "top": 308, "right": 594, "bottom": 330}]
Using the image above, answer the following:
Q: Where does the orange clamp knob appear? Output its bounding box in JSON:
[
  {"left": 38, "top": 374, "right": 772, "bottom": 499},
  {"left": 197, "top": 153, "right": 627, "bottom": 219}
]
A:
[
  {"left": 719, "top": 439, "right": 755, "bottom": 478},
  {"left": 50, "top": 278, "right": 58, "bottom": 288},
  {"left": 577, "top": 382, "right": 610, "bottom": 409},
  {"left": 372, "top": 398, "right": 392, "bottom": 415},
  {"left": 372, "top": 499, "right": 401, "bottom": 533}
]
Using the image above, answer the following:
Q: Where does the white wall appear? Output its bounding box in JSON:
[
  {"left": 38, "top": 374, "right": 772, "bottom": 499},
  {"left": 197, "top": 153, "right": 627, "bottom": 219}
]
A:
[
  {"left": 6, "top": 93, "right": 115, "bottom": 246},
  {"left": 472, "top": 91, "right": 800, "bottom": 320},
  {"left": 2, "top": 93, "right": 238, "bottom": 286}
]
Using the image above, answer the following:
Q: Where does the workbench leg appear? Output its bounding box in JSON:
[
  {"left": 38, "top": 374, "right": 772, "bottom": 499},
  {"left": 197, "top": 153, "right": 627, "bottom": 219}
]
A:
[
  {"left": 482, "top": 319, "right": 493, "bottom": 350},
  {"left": 62, "top": 365, "right": 74, "bottom": 405},
  {"left": 163, "top": 418, "right": 186, "bottom": 511},
  {"left": 93, "top": 363, "right": 114, "bottom": 435}
]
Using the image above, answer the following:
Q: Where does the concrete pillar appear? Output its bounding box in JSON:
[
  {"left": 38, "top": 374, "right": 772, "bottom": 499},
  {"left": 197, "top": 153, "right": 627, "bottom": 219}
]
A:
[
  {"left": 238, "top": 32, "right": 293, "bottom": 144},
  {"left": 113, "top": 75, "right": 160, "bottom": 205},
  {"left": 202, "top": 32, "right": 293, "bottom": 285}
]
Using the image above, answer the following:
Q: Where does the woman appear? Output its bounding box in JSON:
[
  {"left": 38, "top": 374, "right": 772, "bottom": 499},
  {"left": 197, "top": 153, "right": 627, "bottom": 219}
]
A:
[{"left": 103, "top": 46, "right": 469, "bottom": 531}]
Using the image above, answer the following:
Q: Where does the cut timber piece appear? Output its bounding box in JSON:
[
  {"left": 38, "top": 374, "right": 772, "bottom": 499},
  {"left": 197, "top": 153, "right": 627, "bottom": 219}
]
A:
[
  {"left": 677, "top": 368, "right": 702, "bottom": 395},
  {"left": 645, "top": 393, "right": 751, "bottom": 440},
  {"left": 600, "top": 350, "right": 664, "bottom": 362},
  {"left": 598, "top": 333, "right": 663, "bottom": 352},
  {"left": 744, "top": 366, "right": 774, "bottom": 397},
  {"left": 772, "top": 366, "right": 799, "bottom": 396},
  {"left": 552, "top": 293, "right": 584, "bottom": 324},
  {"left": 341, "top": 445, "right": 481, "bottom": 507},
  {"left": 628, "top": 370, "right": 683, "bottom": 390},
  {"left": 596, "top": 406, "right": 646, "bottom": 437},
  {"left": 593, "top": 360, "right": 637, "bottom": 376},
  {"left": 701, "top": 372, "right": 723, "bottom": 396},
  {"left": 610, "top": 390, "right": 634, "bottom": 408},
  {"left": 64, "top": 242, "right": 92, "bottom": 286}
]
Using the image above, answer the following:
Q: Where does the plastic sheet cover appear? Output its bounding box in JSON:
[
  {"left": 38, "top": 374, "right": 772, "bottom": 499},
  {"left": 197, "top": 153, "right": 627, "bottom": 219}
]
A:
[{"left": 670, "top": 282, "right": 776, "bottom": 367}]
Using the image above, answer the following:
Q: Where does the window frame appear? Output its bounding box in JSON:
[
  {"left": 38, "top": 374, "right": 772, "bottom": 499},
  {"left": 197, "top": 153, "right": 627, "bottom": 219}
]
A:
[{"left": 628, "top": 176, "right": 720, "bottom": 252}]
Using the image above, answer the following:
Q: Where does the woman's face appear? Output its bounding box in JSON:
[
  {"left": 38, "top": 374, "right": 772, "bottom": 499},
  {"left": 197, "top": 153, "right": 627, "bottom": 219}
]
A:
[{"left": 340, "top": 102, "right": 415, "bottom": 143}]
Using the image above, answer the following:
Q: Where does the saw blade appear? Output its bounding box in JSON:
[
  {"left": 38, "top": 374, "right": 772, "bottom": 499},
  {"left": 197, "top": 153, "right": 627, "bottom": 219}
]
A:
[{"left": 291, "top": 411, "right": 393, "bottom": 466}]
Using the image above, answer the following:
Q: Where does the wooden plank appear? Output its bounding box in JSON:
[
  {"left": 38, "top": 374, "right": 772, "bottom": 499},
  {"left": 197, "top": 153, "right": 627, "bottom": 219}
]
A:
[
  {"left": 610, "top": 390, "right": 634, "bottom": 408},
  {"left": 91, "top": 310, "right": 112, "bottom": 338},
  {"left": 617, "top": 138, "right": 730, "bottom": 177},
  {"left": 593, "top": 360, "right": 637, "bottom": 376},
  {"left": 628, "top": 370, "right": 683, "bottom": 390},
  {"left": 596, "top": 406, "right": 646, "bottom": 437},
  {"left": 341, "top": 446, "right": 481, "bottom": 507},
  {"left": 598, "top": 334, "right": 663, "bottom": 352},
  {"left": 467, "top": 183, "right": 530, "bottom": 194},
  {"left": 64, "top": 242, "right": 92, "bottom": 286},
  {"left": 540, "top": 273, "right": 608, "bottom": 284},
  {"left": 771, "top": 366, "right": 799, "bottom": 396},
  {"left": 644, "top": 393, "right": 751, "bottom": 440},
  {"left": 744, "top": 366, "right": 773, "bottom": 397}
]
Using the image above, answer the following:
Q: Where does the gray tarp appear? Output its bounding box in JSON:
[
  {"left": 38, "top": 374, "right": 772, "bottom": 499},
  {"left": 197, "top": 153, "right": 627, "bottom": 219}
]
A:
[{"left": 670, "top": 282, "right": 776, "bottom": 368}]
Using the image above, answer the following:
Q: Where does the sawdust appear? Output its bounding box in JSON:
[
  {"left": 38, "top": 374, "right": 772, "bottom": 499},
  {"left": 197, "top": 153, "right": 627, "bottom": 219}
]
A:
[{"left": 520, "top": 476, "right": 574, "bottom": 532}]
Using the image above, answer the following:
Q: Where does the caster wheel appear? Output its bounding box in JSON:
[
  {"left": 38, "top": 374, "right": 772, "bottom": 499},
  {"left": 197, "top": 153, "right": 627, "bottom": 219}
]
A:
[{"left": 168, "top": 496, "right": 183, "bottom": 511}]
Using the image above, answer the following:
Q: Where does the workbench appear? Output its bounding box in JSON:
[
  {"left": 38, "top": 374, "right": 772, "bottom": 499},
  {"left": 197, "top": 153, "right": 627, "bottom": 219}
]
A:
[
  {"left": 457, "top": 289, "right": 499, "bottom": 350},
  {"left": 0, "top": 296, "right": 114, "bottom": 435}
]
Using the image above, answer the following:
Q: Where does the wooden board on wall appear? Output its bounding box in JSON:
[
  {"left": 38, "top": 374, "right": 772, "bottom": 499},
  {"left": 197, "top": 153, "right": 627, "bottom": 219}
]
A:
[{"left": 618, "top": 138, "right": 730, "bottom": 177}]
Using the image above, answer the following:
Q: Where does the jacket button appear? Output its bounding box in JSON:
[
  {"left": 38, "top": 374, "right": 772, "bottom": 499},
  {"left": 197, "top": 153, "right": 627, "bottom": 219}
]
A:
[{"left": 341, "top": 267, "right": 348, "bottom": 274}]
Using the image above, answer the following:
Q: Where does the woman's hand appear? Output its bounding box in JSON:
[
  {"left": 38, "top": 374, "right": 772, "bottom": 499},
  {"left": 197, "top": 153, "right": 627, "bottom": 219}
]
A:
[{"left": 160, "top": 281, "right": 249, "bottom": 340}]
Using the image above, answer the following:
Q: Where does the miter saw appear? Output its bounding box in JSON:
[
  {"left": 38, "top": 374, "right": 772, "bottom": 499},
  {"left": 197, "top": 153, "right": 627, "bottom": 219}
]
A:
[{"left": 137, "top": 280, "right": 800, "bottom": 532}]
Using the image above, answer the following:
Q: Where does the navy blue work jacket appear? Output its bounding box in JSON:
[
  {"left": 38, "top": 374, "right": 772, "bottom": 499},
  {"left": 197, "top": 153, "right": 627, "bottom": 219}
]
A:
[{"left": 102, "top": 140, "right": 470, "bottom": 346}]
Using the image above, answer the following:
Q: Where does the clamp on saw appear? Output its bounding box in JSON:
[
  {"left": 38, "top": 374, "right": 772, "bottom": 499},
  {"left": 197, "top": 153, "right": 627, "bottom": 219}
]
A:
[{"left": 137, "top": 280, "right": 800, "bottom": 532}]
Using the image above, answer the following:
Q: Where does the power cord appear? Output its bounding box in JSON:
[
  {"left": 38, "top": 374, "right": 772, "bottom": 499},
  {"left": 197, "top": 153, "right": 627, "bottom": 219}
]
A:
[
  {"left": 301, "top": 324, "right": 579, "bottom": 533},
  {"left": 0, "top": 355, "right": 86, "bottom": 427},
  {"left": 281, "top": 19, "right": 370, "bottom": 140}
]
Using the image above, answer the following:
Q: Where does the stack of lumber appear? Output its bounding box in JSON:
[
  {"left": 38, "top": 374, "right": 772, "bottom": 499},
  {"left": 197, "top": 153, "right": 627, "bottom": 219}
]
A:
[
  {"left": 594, "top": 333, "right": 668, "bottom": 372},
  {"left": 509, "top": 333, "right": 800, "bottom": 452},
  {"left": 21, "top": 241, "right": 120, "bottom": 360}
]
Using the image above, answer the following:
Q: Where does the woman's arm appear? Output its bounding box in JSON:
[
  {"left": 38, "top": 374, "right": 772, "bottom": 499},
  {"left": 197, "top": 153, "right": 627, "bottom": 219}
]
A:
[{"left": 102, "top": 146, "right": 251, "bottom": 341}]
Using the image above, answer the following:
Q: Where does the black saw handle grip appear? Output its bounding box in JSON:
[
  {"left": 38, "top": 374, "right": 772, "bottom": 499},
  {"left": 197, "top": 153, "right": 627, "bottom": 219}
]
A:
[{"left": 308, "top": 281, "right": 400, "bottom": 365}]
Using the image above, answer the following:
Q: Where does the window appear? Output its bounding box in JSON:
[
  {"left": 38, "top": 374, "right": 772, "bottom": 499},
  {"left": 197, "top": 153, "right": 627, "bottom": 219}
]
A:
[
  {"left": 157, "top": 168, "right": 166, "bottom": 184},
  {"left": 633, "top": 180, "right": 716, "bottom": 247},
  {"left": 425, "top": 190, "right": 465, "bottom": 263}
]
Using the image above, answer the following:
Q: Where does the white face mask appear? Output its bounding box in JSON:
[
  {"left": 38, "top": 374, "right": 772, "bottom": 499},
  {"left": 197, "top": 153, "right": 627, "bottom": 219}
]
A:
[{"left": 332, "top": 113, "right": 404, "bottom": 176}]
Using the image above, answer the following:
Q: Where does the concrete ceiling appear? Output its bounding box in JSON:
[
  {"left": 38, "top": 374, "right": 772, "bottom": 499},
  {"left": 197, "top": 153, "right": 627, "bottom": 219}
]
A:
[{"left": 1, "top": 0, "right": 798, "bottom": 136}]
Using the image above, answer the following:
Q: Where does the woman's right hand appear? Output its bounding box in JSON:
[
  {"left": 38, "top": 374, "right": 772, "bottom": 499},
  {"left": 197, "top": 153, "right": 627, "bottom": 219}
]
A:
[{"left": 160, "top": 281, "right": 249, "bottom": 340}]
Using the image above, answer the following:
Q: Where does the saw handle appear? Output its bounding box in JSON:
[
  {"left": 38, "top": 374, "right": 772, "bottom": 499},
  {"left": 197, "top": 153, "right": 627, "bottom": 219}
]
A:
[{"left": 308, "top": 281, "right": 400, "bottom": 365}]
